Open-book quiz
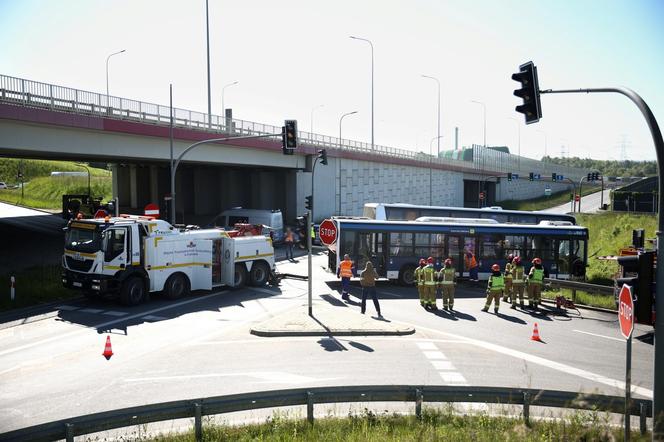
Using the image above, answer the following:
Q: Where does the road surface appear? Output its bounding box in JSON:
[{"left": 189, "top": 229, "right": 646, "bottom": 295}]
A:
[
  {"left": 0, "top": 253, "right": 653, "bottom": 436},
  {"left": 542, "top": 189, "right": 611, "bottom": 215},
  {"left": 0, "top": 201, "right": 65, "bottom": 235}
]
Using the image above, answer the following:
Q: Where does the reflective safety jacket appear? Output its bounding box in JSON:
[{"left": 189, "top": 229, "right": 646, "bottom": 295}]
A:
[
  {"left": 529, "top": 267, "right": 544, "bottom": 285},
  {"left": 439, "top": 267, "right": 456, "bottom": 285},
  {"left": 339, "top": 259, "right": 354, "bottom": 278},
  {"left": 504, "top": 262, "right": 513, "bottom": 279},
  {"left": 423, "top": 265, "right": 436, "bottom": 286},
  {"left": 285, "top": 231, "right": 294, "bottom": 243},
  {"left": 487, "top": 274, "right": 505, "bottom": 293},
  {"left": 414, "top": 266, "right": 426, "bottom": 286},
  {"left": 512, "top": 265, "right": 525, "bottom": 283},
  {"left": 464, "top": 254, "right": 478, "bottom": 270}
]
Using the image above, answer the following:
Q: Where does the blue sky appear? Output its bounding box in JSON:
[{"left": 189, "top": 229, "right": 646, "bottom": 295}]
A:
[{"left": 1, "top": 0, "right": 662, "bottom": 160}]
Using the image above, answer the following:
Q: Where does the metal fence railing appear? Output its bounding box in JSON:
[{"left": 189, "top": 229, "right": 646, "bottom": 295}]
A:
[
  {"left": 0, "top": 385, "right": 651, "bottom": 442},
  {"left": 0, "top": 74, "right": 590, "bottom": 179}
]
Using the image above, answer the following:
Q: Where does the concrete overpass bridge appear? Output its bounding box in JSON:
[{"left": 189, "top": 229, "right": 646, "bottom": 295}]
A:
[{"left": 0, "top": 74, "right": 589, "bottom": 224}]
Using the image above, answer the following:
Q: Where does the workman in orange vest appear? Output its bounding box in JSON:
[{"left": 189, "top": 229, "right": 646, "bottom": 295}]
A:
[
  {"left": 284, "top": 227, "right": 295, "bottom": 261},
  {"left": 465, "top": 251, "right": 479, "bottom": 281},
  {"left": 337, "top": 254, "right": 355, "bottom": 301}
]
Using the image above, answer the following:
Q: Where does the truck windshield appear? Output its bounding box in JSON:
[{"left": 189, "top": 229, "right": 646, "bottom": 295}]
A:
[{"left": 65, "top": 223, "right": 101, "bottom": 253}]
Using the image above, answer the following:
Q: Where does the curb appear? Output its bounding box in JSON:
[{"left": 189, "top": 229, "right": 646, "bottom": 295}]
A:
[
  {"left": 0, "top": 296, "right": 85, "bottom": 330},
  {"left": 250, "top": 327, "right": 416, "bottom": 337}
]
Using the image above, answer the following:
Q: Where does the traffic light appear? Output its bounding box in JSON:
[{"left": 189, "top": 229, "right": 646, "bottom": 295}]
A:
[
  {"left": 511, "top": 61, "right": 542, "bottom": 124},
  {"left": 529, "top": 172, "right": 534, "bottom": 181},
  {"left": 617, "top": 251, "right": 655, "bottom": 325},
  {"left": 318, "top": 149, "right": 328, "bottom": 165},
  {"left": 282, "top": 119, "right": 298, "bottom": 154},
  {"left": 305, "top": 195, "right": 313, "bottom": 211},
  {"left": 507, "top": 172, "right": 512, "bottom": 182},
  {"left": 593, "top": 172, "right": 600, "bottom": 181},
  {"left": 587, "top": 173, "right": 592, "bottom": 182},
  {"left": 552, "top": 173, "right": 557, "bottom": 182}
]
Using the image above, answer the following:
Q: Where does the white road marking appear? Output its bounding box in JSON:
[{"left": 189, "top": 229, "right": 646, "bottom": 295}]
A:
[
  {"left": 439, "top": 372, "right": 467, "bottom": 383},
  {"left": 416, "top": 342, "right": 437, "bottom": 350},
  {"left": 430, "top": 360, "right": 456, "bottom": 370},
  {"left": 79, "top": 308, "right": 103, "bottom": 314},
  {"left": 396, "top": 319, "right": 654, "bottom": 398},
  {"left": 423, "top": 350, "right": 447, "bottom": 360},
  {"left": 573, "top": 329, "right": 624, "bottom": 342},
  {"left": 0, "top": 290, "right": 228, "bottom": 357},
  {"left": 57, "top": 305, "right": 79, "bottom": 311},
  {"left": 102, "top": 311, "right": 128, "bottom": 317},
  {"left": 143, "top": 315, "right": 168, "bottom": 321}
]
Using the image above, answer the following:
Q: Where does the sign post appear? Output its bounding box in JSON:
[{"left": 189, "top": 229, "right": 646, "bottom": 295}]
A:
[{"left": 619, "top": 283, "right": 635, "bottom": 441}]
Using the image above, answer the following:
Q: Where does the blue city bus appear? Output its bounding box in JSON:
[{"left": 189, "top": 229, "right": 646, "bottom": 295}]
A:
[
  {"left": 363, "top": 203, "right": 577, "bottom": 225},
  {"left": 327, "top": 218, "right": 588, "bottom": 285}
]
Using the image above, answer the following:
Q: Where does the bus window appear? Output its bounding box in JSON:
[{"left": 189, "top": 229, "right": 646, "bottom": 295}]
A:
[
  {"left": 340, "top": 231, "right": 357, "bottom": 260},
  {"left": 385, "top": 207, "right": 406, "bottom": 220},
  {"left": 389, "top": 232, "right": 413, "bottom": 256},
  {"left": 363, "top": 205, "right": 376, "bottom": 219},
  {"left": 415, "top": 232, "right": 431, "bottom": 257},
  {"left": 448, "top": 236, "right": 461, "bottom": 260},
  {"left": 503, "top": 235, "right": 526, "bottom": 259},
  {"left": 423, "top": 209, "right": 451, "bottom": 217},
  {"left": 480, "top": 234, "right": 502, "bottom": 260},
  {"left": 431, "top": 233, "right": 445, "bottom": 259},
  {"left": 509, "top": 215, "right": 535, "bottom": 224},
  {"left": 527, "top": 236, "right": 555, "bottom": 262},
  {"left": 463, "top": 238, "right": 476, "bottom": 255},
  {"left": 481, "top": 213, "right": 509, "bottom": 223},
  {"left": 357, "top": 232, "right": 375, "bottom": 270}
]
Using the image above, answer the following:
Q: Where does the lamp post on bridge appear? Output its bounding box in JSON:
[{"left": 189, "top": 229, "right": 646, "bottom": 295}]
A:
[
  {"left": 349, "top": 35, "right": 374, "bottom": 151},
  {"left": 105, "top": 49, "right": 126, "bottom": 106},
  {"left": 338, "top": 110, "right": 358, "bottom": 214},
  {"left": 221, "top": 80, "right": 239, "bottom": 114}
]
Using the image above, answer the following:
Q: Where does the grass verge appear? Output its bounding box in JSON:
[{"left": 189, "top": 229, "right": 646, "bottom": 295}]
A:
[
  {"left": 0, "top": 175, "right": 112, "bottom": 210},
  {"left": 542, "top": 288, "right": 616, "bottom": 310},
  {"left": 146, "top": 407, "right": 649, "bottom": 441},
  {"left": 0, "top": 265, "right": 73, "bottom": 312},
  {"left": 500, "top": 185, "right": 601, "bottom": 211}
]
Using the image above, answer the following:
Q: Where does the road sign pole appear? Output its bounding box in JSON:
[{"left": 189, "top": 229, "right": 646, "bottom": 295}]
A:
[{"left": 626, "top": 333, "right": 632, "bottom": 442}]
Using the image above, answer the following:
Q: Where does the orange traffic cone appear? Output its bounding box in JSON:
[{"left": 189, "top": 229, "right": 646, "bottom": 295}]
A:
[
  {"left": 102, "top": 335, "right": 113, "bottom": 360},
  {"left": 531, "top": 323, "right": 542, "bottom": 342}
]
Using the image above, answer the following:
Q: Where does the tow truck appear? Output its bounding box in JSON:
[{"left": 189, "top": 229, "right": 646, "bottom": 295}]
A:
[{"left": 62, "top": 215, "right": 275, "bottom": 305}]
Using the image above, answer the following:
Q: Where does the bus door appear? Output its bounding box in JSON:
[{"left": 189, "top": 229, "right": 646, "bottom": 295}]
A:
[
  {"left": 355, "top": 232, "right": 385, "bottom": 275},
  {"left": 448, "top": 235, "right": 476, "bottom": 278}
]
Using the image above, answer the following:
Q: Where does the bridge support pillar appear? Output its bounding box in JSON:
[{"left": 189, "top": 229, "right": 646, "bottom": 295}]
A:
[
  {"left": 149, "top": 165, "right": 159, "bottom": 205},
  {"left": 129, "top": 164, "right": 138, "bottom": 209}
]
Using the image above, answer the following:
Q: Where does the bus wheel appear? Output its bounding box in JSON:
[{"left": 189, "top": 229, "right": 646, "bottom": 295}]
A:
[
  {"left": 249, "top": 261, "right": 269, "bottom": 286},
  {"left": 399, "top": 265, "right": 416, "bottom": 286},
  {"left": 234, "top": 264, "right": 247, "bottom": 288},
  {"left": 120, "top": 277, "right": 145, "bottom": 306},
  {"left": 164, "top": 273, "right": 190, "bottom": 300}
]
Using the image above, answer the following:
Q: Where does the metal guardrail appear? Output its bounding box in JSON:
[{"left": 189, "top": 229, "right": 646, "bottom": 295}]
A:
[
  {"left": 0, "top": 73, "right": 590, "bottom": 179},
  {"left": 545, "top": 278, "right": 615, "bottom": 296},
  {"left": 0, "top": 385, "right": 651, "bottom": 442}
]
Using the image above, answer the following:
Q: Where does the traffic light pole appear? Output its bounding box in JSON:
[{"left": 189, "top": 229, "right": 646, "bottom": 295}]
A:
[
  {"left": 169, "top": 133, "right": 278, "bottom": 224},
  {"left": 309, "top": 156, "right": 321, "bottom": 317},
  {"left": 541, "top": 86, "right": 664, "bottom": 439},
  {"left": 577, "top": 176, "right": 587, "bottom": 213}
]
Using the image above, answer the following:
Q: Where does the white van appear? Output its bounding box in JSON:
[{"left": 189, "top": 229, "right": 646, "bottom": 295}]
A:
[{"left": 211, "top": 208, "right": 284, "bottom": 243}]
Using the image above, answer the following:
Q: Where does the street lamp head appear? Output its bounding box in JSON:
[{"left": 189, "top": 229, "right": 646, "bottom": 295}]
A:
[{"left": 119, "top": 49, "right": 126, "bottom": 53}]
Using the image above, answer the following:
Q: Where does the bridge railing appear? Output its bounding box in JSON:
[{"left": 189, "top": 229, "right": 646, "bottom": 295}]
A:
[
  {"left": 0, "top": 384, "right": 651, "bottom": 442},
  {"left": 0, "top": 73, "right": 589, "bottom": 179}
]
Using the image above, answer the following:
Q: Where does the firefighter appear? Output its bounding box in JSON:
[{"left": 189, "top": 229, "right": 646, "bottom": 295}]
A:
[
  {"left": 414, "top": 258, "right": 427, "bottom": 308},
  {"left": 422, "top": 257, "right": 437, "bottom": 310},
  {"left": 482, "top": 263, "right": 504, "bottom": 314},
  {"left": 503, "top": 254, "right": 514, "bottom": 303},
  {"left": 438, "top": 258, "right": 456, "bottom": 310},
  {"left": 336, "top": 254, "right": 354, "bottom": 301},
  {"left": 511, "top": 256, "right": 526, "bottom": 309},
  {"left": 527, "top": 257, "right": 545, "bottom": 309}
]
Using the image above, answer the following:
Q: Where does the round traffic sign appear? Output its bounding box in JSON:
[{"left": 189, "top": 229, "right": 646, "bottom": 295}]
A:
[
  {"left": 144, "top": 203, "right": 160, "bottom": 218},
  {"left": 318, "top": 219, "right": 337, "bottom": 246},
  {"left": 618, "top": 284, "right": 634, "bottom": 339}
]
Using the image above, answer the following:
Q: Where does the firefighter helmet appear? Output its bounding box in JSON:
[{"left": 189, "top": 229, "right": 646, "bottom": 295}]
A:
[
  {"left": 491, "top": 263, "right": 501, "bottom": 272},
  {"left": 507, "top": 254, "right": 514, "bottom": 262},
  {"left": 419, "top": 258, "right": 426, "bottom": 266},
  {"left": 532, "top": 257, "right": 542, "bottom": 265},
  {"left": 427, "top": 257, "right": 434, "bottom": 264},
  {"left": 513, "top": 256, "right": 521, "bottom": 265}
]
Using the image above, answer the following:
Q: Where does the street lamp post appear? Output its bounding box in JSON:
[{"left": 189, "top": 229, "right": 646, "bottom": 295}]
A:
[
  {"left": 338, "top": 111, "right": 358, "bottom": 214},
  {"left": 105, "top": 49, "right": 126, "bottom": 105},
  {"left": 310, "top": 104, "right": 324, "bottom": 138},
  {"left": 74, "top": 163, "right": 91, "bottom": 197},
  {"left": 471, "top": 100, "right": 487, "bottom": 207},
  {"left": 422, "top": 75, "right": 441, "bottom": 157},
  {"left": 221, "top": 80, "right": 239, "bottom": 114},
  {"left": 350, "top": 36, "right": 374, "bottom": 151}
]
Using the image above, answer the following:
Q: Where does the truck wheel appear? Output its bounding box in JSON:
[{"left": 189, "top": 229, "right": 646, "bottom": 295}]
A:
[
  {"left": 164, "top": 273, "right": 190, "bottom": 300},
  {"left": 249, "top": 261, "right": 269, "bottom": 286},
  {"left": 234, "top": 264, "right": 247, "bottom": 288},
  {"left": 399, "top": 265, "right": 416, "bottom": 286},
  {"left": 120, "top": 277, "right": 145, "bottom": 306}
]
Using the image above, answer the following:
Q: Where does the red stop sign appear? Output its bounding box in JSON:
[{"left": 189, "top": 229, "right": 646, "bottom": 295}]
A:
[
  {"left": 318, "top": 219, "right": 337, "bottom": 246},
  {"left": 144, "top": 203, "right": 160, "bottom": 218},
  {"left": 618, "top": 284, "right": 634, "bottom": 339},
  {"left": 575, "top": 194, "right": 581, "bottom": 202}
]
